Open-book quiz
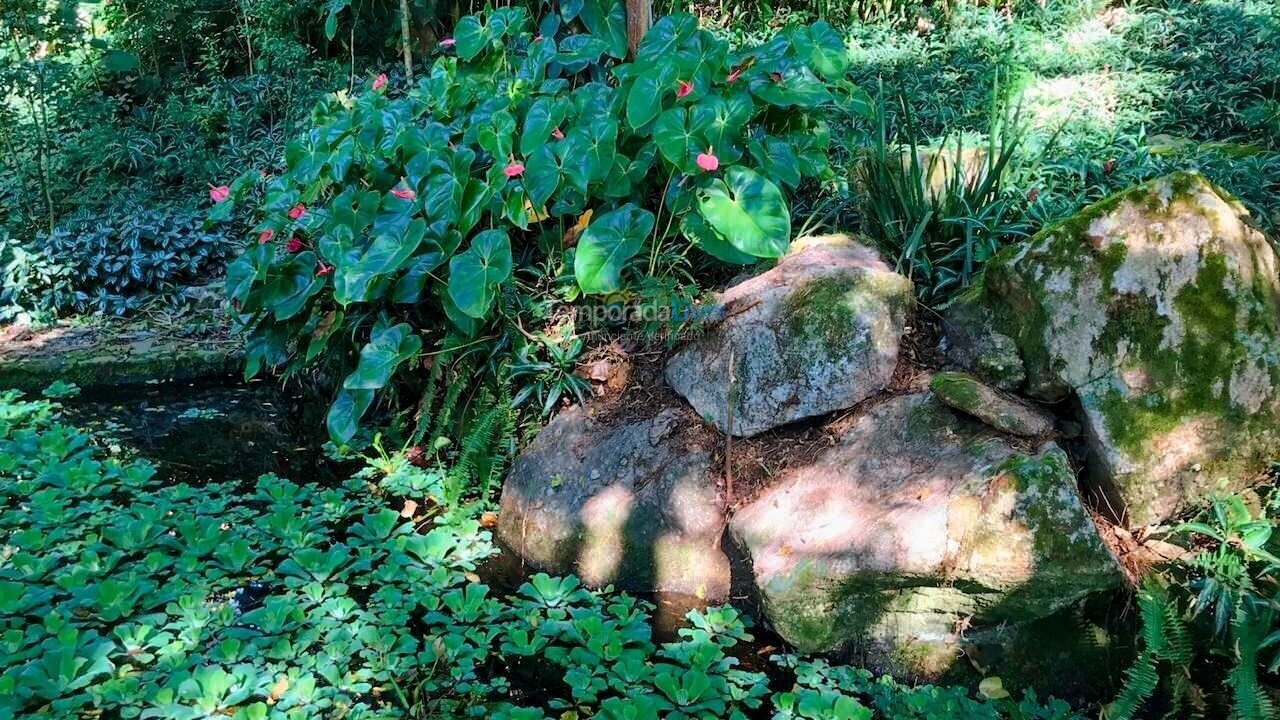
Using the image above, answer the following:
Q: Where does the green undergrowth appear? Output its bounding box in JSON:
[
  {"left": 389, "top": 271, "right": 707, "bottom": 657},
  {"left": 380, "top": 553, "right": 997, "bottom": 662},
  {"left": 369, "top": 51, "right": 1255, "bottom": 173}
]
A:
[{"left": 0, "top": 386, "right": 1085, "bottom": 719}]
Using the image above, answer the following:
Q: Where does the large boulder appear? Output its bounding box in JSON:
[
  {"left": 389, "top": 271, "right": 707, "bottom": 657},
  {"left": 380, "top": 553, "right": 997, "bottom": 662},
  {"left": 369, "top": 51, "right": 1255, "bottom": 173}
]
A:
[
  {"left": 730, "top": 392, "right": 1121, "bottom": 677},
  {"left": 666, "top": 235, "right": 912, "bottom": 437},
  {"left": 496, "top": 405, "right": 730, "bottom": 599},
  {"left": 946, "top": 172, "right": 1280, "bottom": 525}
]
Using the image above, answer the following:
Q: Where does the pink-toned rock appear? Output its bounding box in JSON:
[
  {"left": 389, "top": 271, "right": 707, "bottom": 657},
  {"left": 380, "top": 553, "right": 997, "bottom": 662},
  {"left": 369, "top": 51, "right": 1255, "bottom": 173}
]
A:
[
  {"left": 497, "top": 406, "right": 729, "bottom": 599},
  {"left": 730, "top": 392, "right": 1121, "bottom": 676}
]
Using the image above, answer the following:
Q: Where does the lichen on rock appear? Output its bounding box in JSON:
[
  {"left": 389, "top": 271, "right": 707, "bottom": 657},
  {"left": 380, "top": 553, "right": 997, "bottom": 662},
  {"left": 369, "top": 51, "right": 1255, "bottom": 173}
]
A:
[
  {"left": 946, "top": 171, "right": 1280, "bottom": 525},
  {"left": 929, "top": 371, "right": 1053, "bottom": 437},
  {"left": 665, "top": 235, "right": 913, "bottom": 437}
]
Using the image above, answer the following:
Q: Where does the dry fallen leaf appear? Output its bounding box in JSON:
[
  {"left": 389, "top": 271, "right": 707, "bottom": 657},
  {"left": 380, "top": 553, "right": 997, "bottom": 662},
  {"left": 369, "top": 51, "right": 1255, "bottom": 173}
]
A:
[
  {"left": 400, "top": 499, "right": 419, "bottom": 519},
  {"left": 480, "top": 511, "right": 499, "bottom": 527},
  {"left": 268, "top": 676, "right": 289, "bottom": 703},
  {"left": 563, "top": 209, "right": 593, "bottom": 247},
  {"left": 523, "top": 198, "right": 551, "bottom": 223}
]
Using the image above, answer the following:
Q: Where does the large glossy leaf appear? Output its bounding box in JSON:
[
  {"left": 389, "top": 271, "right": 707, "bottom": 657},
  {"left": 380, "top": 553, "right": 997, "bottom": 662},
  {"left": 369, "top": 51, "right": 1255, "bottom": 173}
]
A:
[
  {"left": 520, "top": 97, "right": 565, "bottom": 154},
  {"left": 682, "top": 212, "right": 755, "bottom": 265},
  {"left": 748, "top": 67, "right": 831, "bottom": 108},
  {"left": 524, "top": 144, "right": 562, "bottom": 209},
  {"left": 333, "top": 219, "right": 426, "bottom": 305},
  {"left": 327, "top": 387, "right": 373, "bottom": 443},
  {"left": 804, "top": 21, "right": 849, "bottom": 80},
  {"left": 579, "top": 0, "right": 628, "bottom": 59},
  {"left": 625, "top": 65, "right": 677, "bottom": 131},
  {"left": 574, "top": 204, "right": 654, "bottom": 294},
  {"left": 447, "top": 230, "right": 513, "bottom": 318},
  {"left": 343, "top": 323, "right": 423, "bottom": 390},
  {"left": 454, "top": 16, "right": 488, "bottom": 60},
  {"left": 635, "top": 14, "right": 699, "bottom": 62},
  {"left": 653, "top": 106, "right": 712, "bottom": 173},
  {"left": 391, "top": 251, "right": 446, "bottom": 304},
  {"left": 696, "top": 166, "right": 790, "bottom": 258},
  {"left": 264, "top": 251, "right": 325, "bottom": 321}
]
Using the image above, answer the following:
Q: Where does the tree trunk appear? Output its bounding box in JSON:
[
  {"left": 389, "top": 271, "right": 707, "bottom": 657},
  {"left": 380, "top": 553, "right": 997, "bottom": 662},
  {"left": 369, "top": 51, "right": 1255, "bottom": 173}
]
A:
[
  {"left": 399, "top": 0, "right": 414, "bottom": 84},
  {"left": 625, "top": 0, "right": 650, "bottom": 57}
]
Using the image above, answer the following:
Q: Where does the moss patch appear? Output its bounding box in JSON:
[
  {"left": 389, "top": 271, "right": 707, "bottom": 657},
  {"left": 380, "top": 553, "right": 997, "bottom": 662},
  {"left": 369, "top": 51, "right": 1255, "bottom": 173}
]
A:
[{"left": 929, "top": 372, "right": 983, "bottom": 413}]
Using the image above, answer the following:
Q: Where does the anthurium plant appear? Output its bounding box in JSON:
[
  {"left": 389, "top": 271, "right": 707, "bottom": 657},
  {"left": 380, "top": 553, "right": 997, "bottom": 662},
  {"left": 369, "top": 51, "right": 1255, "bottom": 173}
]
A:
[{"left": 214, "top": 4, "right": 857, "bottom": 443}]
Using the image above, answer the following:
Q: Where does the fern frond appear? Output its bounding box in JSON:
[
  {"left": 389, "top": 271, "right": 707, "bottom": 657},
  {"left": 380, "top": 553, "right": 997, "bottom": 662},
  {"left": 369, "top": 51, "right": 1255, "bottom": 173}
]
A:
[
  {"left": 1111, "top": 651, "right": 1160, "bottom": 720},
  {"left": 1229, "top": 604, "right": 1277, "bottom": 720}
]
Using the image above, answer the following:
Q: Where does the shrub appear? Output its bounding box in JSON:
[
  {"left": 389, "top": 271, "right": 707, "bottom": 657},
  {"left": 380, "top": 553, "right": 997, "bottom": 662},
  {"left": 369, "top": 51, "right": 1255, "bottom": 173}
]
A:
[
  {"left": 218, "top": 6, "right": 851, "bottom": 444},
  {"left": 857, "top": 90, "right": 1031, "bottom": 303},
  {"left": 29, "top": 204, "right": 235, "bottom": 316}
]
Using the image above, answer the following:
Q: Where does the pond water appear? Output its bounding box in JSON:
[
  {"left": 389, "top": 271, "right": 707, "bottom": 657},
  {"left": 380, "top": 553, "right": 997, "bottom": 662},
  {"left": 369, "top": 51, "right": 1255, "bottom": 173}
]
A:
[{"left": 59, "top": 378, "right": 338, "bottom": 485}]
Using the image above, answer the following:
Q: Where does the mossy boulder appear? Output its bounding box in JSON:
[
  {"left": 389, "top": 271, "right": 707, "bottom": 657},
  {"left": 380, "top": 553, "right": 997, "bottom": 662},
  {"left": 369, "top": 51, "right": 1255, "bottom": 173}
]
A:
[
  {"left": 666, "top": 235, "right": 912, "bottom": 437},
  {"left": 729, "top": 392, "right": 1121, "bottom": 678},
  {"left": 948, "top": 172, "right": 1280, "bottom": 525},
  {"left": 496, "top": 405, "right": 730, "bottom": 600}
]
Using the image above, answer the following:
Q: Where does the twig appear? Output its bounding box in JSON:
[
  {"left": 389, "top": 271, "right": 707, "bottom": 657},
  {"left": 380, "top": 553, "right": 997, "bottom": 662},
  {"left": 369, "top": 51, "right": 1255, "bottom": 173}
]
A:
[{"left": 725, "top": 344, "right": 734, "bottom": 507}]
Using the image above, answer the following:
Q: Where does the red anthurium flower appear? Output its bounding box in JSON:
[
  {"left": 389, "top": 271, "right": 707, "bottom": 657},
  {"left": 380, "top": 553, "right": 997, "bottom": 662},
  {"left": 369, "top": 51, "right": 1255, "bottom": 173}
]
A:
[
  {"left": 286, "top": 237, "right": 303, "bottom": 253},
  {"left": 726, "top": 68, "right": 743, "bottom": 84},
  {"left": 676, "top": 80, "right": 693, "bottom": 98},
  {"left": 696, "top": 150, "right": 719, "bottom": 172},
  {"left": 551, "top": 127, "right": 565, "bottom": 140},
  {"left": 258, "top": 230, "right": 274, "bottom": 244},
  {"left": 504, "top": 161, "right": 525, "bottom": 178},
  {"left": 316, "top": 262, "right": 333, "bottom": 276},
  {"left": 373, "top": 73, "right": 388, "bottom": 91},
  {"left": 288, "top": 204, "right": 306, "bottom": 220},
  {"left": 391, "top": 186, "right": 416, "bottom": 200},
  {"left": 440, "top": 37, "right": 456, "bottom": 48},
  {"left": 209, "top": 185, "right": 230, "bottom": 203}
]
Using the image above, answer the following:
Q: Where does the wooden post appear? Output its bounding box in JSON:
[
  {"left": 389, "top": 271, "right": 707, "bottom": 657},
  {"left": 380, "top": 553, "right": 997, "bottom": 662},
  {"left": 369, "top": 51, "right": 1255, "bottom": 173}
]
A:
[{"left": 625, "top": 0, "right": 650, "bottom": 57}]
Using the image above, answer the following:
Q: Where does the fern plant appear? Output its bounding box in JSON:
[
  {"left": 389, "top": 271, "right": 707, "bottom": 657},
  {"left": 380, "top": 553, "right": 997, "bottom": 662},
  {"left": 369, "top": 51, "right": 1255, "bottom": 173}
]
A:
[{"left": 1110, "top": 494, "right": 1280, "bottom": 720}]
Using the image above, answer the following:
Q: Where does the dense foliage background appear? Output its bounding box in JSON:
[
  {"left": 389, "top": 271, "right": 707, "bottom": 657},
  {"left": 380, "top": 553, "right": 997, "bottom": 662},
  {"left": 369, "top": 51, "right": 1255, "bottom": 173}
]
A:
[{"left": 3, "top": 0, "right": 1280, "bottom": 716}]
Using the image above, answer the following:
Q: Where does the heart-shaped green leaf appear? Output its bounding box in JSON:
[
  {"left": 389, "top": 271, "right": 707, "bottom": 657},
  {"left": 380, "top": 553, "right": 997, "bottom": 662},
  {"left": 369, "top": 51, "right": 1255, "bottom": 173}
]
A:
[
  {"left": 574, "top": 204, "right": 654, "bottom": 294},
  {"left": 447, "top": 230, "right": 513, "bottom": 318},
  {"left": 697, "top": 166, "right": 790, "bottom": 258}
]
